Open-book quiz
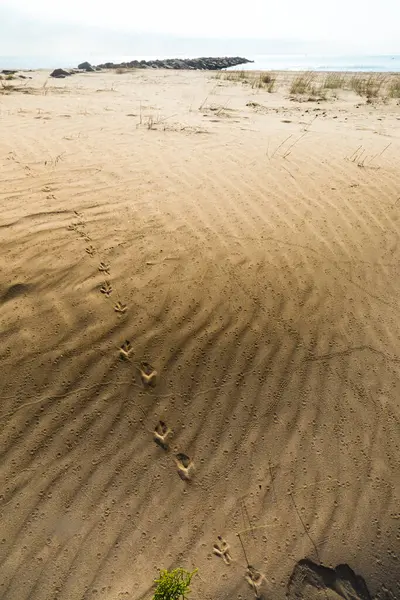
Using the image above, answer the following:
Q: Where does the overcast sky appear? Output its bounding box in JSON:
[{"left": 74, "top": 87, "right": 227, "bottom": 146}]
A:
[{"left": 1, "top": 0, "right": 399, "bottom": 57}]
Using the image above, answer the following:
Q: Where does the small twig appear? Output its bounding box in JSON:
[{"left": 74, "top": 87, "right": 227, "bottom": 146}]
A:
[
  {"left": 237, "top": 532, "right": 251, "bottom": 567},
  {"left": 303, "top": 114, "right": 318, "bottom": 132},
  {"left": 199, "top": 95, "right": 209, "bottom": 110},
  {"left": 367, "top": 142, "right": 391, "bottom": 166},
  {"left": 283, "top": 131, "right": 308, "bottom": 158},
  {"left": 281, "top": 164, "right": 296, "bottom": 180},
  {"left": 268, "top": 459, "right": 277, "bottom": 503},
  {"left": 289, "top": 491, "right": 320, "bottom": 562},
  {"left": 242, "top": 500, "right": 256, "bottom": 542},
  {"left": 271, "top": 134, "right": 293, "bottom": 158},
  {"left": 347, "top": 144, "right": 363, "bottom": 162},
  {"left": 216, "top": 98, "right": 231, "bottom": 115}
]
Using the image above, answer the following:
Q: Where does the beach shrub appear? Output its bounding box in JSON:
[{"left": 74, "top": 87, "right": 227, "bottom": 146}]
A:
[
  {"left": 261, "top": 73, "right": 273, "bottom": 84},
  {"left": 222, "top": 70, "right": 249, "bottom": 82},
  {"left": 153, "top": 568, "right": 198, "bottom": 600},
  {"left": 0, "top": 80, "right": 14, "bottom": 93},
  {"left": 261, "top": 72, "right": 276, "bottom": 92},
  {"left": 389, "top": 76, "right": 400, "bottom": 98},
  {"left": 351, "top": 74, "right": 386, "bottom": 99},
  {"left": 323, "top": 73, "right": 346, "bottom": 89},
  {"left": 250, "top": 72, "right": 276, "bottom": 92},
  {"left": 290, "top": 72, "right": 315, "bottom": 95}
]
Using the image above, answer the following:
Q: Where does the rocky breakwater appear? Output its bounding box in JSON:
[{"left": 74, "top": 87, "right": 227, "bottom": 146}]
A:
[{"left": 90, "top": 56, "right": 253, "bottom": 70}]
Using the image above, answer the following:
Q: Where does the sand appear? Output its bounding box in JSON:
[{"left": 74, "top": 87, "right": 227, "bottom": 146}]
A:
[{"left": 0, "top": 68, "right": 399, "bottom": 600}]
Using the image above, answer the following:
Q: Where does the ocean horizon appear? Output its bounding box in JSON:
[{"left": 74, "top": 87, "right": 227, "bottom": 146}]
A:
[{"left": 1, "top": 53, "right": 400, "bottom": 72}]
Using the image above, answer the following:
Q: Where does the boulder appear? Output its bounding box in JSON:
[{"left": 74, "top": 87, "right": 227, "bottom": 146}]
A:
[
  {"left": 78, "top": 61, "right": 95, "bottom": 71},
  {"left": 50, "top": 68, "right": 71, "bottom": 78}
]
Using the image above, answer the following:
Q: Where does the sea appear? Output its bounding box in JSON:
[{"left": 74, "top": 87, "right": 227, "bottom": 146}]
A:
[{"left": 1, "top": 54, "right": 400, "bottom": 72}]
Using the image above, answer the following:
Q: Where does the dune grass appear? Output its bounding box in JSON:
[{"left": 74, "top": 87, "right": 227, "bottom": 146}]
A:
[
  {"left": 289, "top": 72, "right": 327, "bottom": 100},
  {"left": 323, "top": 73, "right": 346, "bottom": 89},
  {"left": 0, "top": 80, "right": 16, "bottom": 93},
  {"left": 251, "top": 73, "right": 276, "bottom": 92},
  {"left": 214, "top": 70, "right": 276, "bottom": 92},
  {"left": 351, "top": 74, "right": 387, "bottom": 99},
  {"left": 290, "top": 72, "right": 316, "bottom": 95},
  {"left": 388, "top": 76, "right": 400, "bottom": 98}
]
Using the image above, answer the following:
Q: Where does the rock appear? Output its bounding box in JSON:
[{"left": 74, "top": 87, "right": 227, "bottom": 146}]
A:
[
  {"left": 78, "top": 61, "right": 94, "bottom": 71},
  {"left": 92, "top": 56, "right": 253, "bottom": 71},
  {"left": 50, "top": 68, "right": 72, "bottom": 78}
]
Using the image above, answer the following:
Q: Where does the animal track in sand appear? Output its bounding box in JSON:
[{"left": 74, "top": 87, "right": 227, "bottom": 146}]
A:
[
  {"left": 114, "top": 301, "right": 127, "bottom": 314},
  {"left": 245, "top": 566, "right": 265, "bottom": 598},
  {"left": 175, "top": 453, "right": 194, "bottom": 481},
  {"left": 154, "top": 420, "right": 172, "bottom": 450},
  {"left": 100, "top": 281, "right": 113, "bottom": 296},
  {"left": 98, "top": 262, "right": 110, "bottom": 274},
  {"left": 213, "top": 536, "right": 232, "bottom": 565},
  {"left": 138, "top": 362, "right": 157, "bottom": 388},
  {"left": 119, "top": 340, "right": 133, "bottom": 360},
  {"left": 85, "top": 246, "right": 96, "bottom": 256},
  {"left": 78, "top": 231, "right": 92, "bottom": 242}
]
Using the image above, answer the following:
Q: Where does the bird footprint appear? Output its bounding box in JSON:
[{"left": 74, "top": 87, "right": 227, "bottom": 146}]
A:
[
  {"left": 213, "top": 536, "right": 232, "bottom": 565},
  {"left": 100, "top": 281, "right": 113, "bottom": 296},
  {"left": 175, "top": 453, "right": 194, "bottom": 481},
  {"left": 119, "top": 340, "right": 133, "bottom": 360},
  {"left": 114, "top": 301, "right": 127, "bottom": 314},
  {"left": 154, "top": 420, "right": 172, "bottom": 450},
  {"left": 138, "top": 361, "right": 157, "bottom": 388},
  {"left": 245, "top": 565, "right": 265, "bottom": 596},
  {"left": 85, "top": 245, "right": 96, "bottom": 256},
  {"left": 98, "top": 262, "right": 110, "bottom": 274}
]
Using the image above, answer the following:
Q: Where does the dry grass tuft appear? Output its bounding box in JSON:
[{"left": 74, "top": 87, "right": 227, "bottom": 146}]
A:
[
  {"left": 215, "top": 70, "right": 249, "bottom": 82},
  {"left": 289, "top": 72, "right": 327, "bottom": 100},
  {"left": 290, "top": 72, "right": 316, "bottom": 95},
  {"left": 0, "top": 80, "right": 16, "bottom": 93},
  {"left": 351, "top": 74, "right": 386, "bottom": 99},
  {"left": 214, "top": 70, "right": 276, "bottom": 92},
  {"left": 254, "top": 73, "right": 276, "bottom": 92},
  {"left": 388, "top": 76, "right": 400, "bottom": 98},
  {"left": 115, "top": 67, "right": 136, "bottom": 74},
  {"left": 323, "top": 73, "right": 346, "bottom": 89}
]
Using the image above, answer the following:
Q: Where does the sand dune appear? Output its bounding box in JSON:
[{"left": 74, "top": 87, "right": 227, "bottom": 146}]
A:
[{"left": 0, "top": 69, "right": 399, "bottom": 600}]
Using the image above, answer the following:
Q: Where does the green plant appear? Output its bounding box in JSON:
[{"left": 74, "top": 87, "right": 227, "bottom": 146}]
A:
[{"left": 153, "top": 568, "right": 198, "bottom": 600}]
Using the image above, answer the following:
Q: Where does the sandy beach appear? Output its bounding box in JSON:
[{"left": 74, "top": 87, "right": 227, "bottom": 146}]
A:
[{"left": 1, "top": 68, "right": 399, "bottom": 600}]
